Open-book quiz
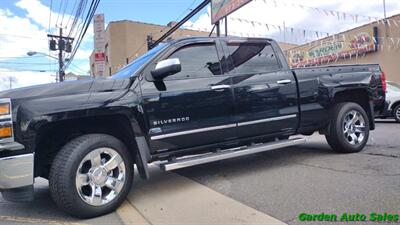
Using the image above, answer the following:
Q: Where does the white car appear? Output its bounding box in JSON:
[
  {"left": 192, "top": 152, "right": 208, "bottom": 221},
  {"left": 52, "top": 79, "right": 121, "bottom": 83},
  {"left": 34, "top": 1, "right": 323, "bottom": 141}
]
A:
[{"left": 381, "top": 81, "right": 400, "bottom": 122}]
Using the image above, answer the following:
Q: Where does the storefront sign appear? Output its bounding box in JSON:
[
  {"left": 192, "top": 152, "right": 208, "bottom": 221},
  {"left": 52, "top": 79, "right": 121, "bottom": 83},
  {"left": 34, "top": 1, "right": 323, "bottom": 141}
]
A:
[
  {"left": 288, "top": 27, "right": 378, "bottom": 68},
  {"left": 93, "top": 14, "right": 106, "bottom": 77},
  {"left": 211, "top": 0, "right": 252, "bottom": 24}
]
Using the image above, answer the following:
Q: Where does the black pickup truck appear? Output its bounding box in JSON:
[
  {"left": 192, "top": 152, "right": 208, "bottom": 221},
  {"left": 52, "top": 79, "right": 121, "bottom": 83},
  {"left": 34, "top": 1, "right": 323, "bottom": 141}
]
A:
[{"left": 0, "top": 37, "right": 386, "bottom": 218}]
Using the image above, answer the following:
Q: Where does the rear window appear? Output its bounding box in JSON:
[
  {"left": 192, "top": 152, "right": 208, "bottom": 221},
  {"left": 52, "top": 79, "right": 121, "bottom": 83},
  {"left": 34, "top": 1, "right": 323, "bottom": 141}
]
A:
[{"left": 225, "top": 41, "right": 280, "bottom": 75}]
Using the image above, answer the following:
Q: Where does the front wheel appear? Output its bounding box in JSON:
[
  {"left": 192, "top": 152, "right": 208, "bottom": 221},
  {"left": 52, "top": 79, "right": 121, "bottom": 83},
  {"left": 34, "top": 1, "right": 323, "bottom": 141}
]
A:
[
  {"left": 325, "top": 102, "right": 370, "bottom": 153},
  {"left": 49, "top": 134, "right": 134, "bottom": 218},
  {"left": 393, "top": 105, "right": 400, "bottom": 123}
]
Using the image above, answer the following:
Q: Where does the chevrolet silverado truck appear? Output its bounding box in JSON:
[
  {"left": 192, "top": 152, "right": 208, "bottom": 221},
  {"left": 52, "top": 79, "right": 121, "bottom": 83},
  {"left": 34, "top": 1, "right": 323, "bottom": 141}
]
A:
[{"left": 0, "top": 37, "right": 386, "bottom": 218}]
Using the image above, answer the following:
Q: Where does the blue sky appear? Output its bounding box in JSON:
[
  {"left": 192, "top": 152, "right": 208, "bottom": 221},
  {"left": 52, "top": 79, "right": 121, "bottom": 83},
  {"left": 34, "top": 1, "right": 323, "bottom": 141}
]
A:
[
  {"left": 0, "top": 0, "right": 207, "bottom": 78},
  {"left": 1, "top": 0, "right": 399, "bottom": 90}
]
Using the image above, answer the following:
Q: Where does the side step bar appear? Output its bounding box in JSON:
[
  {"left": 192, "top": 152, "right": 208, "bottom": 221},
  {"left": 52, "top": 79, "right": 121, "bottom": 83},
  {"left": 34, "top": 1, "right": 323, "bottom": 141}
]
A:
[{"left": 158, "top": 137, "right": 306, "bottom": 171}]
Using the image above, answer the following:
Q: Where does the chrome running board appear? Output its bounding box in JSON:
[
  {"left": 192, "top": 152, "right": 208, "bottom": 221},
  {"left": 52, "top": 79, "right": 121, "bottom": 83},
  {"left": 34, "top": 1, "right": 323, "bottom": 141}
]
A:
[{"left": 158, "top": 137, "right": 306, "bottom": 171}]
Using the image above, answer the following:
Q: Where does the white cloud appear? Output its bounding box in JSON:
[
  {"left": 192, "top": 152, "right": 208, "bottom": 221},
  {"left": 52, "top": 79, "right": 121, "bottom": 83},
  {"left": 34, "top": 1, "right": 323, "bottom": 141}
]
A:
[
  {"left": 0, "top": 69, "right": 54, "bottom": 91},
  {"left": 15, "top": 0, "right": 52, "bottom": 28},
  {"left": 0, "top": 0, "right": 94, "bottom": 90},
  {"left": 186, "top": 0, "right": 400, "bottom": 44},
  {"left": 0, "top": 9, "right": 48, "bottom": 58}
]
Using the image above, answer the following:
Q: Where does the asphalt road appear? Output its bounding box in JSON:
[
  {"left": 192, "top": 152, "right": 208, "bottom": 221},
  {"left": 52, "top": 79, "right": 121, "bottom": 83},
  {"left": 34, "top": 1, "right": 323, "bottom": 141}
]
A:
[
  {"left": 0, "top": 120, "right": 399, "bottom": 224},
  {"left": 0, "top": 178, "right": 124, "bottom": 225},
  {"left": 178, "top": 120, "right": 400, "bottom": 224}
]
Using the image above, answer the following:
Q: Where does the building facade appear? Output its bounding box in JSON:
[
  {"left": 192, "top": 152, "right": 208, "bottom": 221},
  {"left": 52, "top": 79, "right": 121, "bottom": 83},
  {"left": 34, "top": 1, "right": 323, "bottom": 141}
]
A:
[
  {"left": 90, "top": 20, "right": 211, "bottom": 77},
  {"left": 90, "top": 20, "right": 298, "bottom": 77},
  {"left": 287, "top": 14, "right": 400, "bottom": 83}
]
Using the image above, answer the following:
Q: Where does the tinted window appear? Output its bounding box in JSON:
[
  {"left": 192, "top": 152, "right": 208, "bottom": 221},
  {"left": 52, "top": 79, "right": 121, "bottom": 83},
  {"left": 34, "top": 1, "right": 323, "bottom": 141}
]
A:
[
  {"left": 165, "top": 43, "right": 222, "bottom": 80},
  {"left": 111, "top": 43, "right": 167, "bottom": 79},
  {"left": 224, "top": 41, "right": 279, "bottom": 75}
]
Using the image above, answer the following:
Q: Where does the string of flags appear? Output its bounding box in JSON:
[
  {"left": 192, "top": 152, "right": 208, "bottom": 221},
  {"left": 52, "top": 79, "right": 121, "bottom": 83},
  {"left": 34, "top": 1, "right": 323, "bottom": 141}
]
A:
[
  {"left": 253, "top": 0, "right": 400, "bottom": 27},
  {"left": 229, "top": 17, "right": 331, "bottom": 39},
  {"left": 185, "top": 22, "right": 400, "bottom": 54}
]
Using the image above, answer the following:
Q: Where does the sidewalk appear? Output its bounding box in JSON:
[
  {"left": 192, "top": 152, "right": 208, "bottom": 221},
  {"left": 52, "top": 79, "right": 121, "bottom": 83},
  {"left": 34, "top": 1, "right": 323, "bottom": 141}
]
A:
[{"left": 117, "top": 166, "right": 287, "bottom": 225}]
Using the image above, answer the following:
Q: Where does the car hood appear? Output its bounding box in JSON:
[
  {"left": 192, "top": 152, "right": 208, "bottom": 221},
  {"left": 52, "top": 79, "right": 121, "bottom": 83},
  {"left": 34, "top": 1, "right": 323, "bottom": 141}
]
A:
[
  {"left": 0, "top": 78, "right": 131, "bottom": 100},
  {"left": 0, "top": 78, "right": 138, "bottom": 119}
]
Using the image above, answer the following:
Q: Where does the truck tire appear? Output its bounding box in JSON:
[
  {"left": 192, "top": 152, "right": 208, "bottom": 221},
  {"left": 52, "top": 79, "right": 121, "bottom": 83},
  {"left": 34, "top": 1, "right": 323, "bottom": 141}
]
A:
[
  {"left": 49, "top": 134, "right": 134, "bottom": 218},
  {"left": 325, "top": 102, "right": 369, "bottom": 153},
  {"left": 393, "top": 105, "right": 400, "bottom": 123}
]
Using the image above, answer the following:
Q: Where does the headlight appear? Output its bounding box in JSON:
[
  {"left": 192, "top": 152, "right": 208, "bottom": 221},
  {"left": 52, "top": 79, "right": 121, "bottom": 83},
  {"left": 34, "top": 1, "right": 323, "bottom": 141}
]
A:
[
  {"left": 0, "top": 102, "right": 10, "bottom": 116},
  {"left": 0, "top": 122, "right": 12, "bottom": 138},
  {"left": 0, "top": 98, "right": 13, "bottom": 142}
]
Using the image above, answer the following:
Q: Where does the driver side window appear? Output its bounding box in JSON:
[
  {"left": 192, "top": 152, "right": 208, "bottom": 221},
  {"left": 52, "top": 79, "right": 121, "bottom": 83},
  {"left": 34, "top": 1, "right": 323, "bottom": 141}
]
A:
[{"left": 164, "top": 43, "right": 222, "bottom": 80}]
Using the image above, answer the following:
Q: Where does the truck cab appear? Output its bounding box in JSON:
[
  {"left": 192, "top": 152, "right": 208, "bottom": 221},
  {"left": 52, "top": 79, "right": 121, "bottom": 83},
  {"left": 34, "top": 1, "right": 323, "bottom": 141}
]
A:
[{"left": 0, "top": 37, "right": 385, "bottom": 218}]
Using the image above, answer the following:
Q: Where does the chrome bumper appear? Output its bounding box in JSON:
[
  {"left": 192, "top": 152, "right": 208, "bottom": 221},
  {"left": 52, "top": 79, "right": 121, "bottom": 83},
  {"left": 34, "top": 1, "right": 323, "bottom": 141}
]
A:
[{"left": 0, "top": 153, "right": 34, "bottom": 190}]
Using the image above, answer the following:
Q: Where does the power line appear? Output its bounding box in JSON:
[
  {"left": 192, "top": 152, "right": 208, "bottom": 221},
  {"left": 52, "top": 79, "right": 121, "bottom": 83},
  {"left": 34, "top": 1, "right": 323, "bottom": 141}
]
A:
[
  {"left": 0, "top": 56, "right": 44, "bottom": 59},
  {"left": 65, "top": 0, "right": 80, "bottom": 33},
  {"left": 64, "top": 0, "right": 101, "bottom": 70},
  {"left": 0, "top": 61, "right": 57, "bottom": 65},
  {"left": 0, "top": 69, "right": 58, "bottom": 72},
  {"left": 0, "top": 33, "right": 47, "bottom": 40},
  {"left": 127, "top": 0, "right": 201, "bottom": 61},
  {"left": 68, "top": 0, "right": 89, "bottom": 38},
  {"left": 60, "top": 0, "right": 70, "bottom": 26},
  {"left": 48, "top": 0, "right": 53, "bottom": 33},
  {"left": 55, "top": 0, "right": 64, "bottom": 27}
]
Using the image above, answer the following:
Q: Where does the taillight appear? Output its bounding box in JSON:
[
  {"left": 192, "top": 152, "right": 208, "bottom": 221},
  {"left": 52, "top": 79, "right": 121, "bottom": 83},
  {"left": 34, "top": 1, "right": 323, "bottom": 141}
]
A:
[{"left": 380, "top": 71, "right": 387, "bottom": 92}]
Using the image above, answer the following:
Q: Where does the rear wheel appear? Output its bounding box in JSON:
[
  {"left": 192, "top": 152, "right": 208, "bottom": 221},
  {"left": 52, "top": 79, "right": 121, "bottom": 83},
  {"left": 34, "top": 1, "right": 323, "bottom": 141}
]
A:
[
  {"left": 393, "top": 105, "right": 400, "bottom": 123},
  {"left": 325, "top": 102, "right": 369, "bottom": 153},
  {"left": 49, "top": 134, "right": 134, "bottom": 218}
]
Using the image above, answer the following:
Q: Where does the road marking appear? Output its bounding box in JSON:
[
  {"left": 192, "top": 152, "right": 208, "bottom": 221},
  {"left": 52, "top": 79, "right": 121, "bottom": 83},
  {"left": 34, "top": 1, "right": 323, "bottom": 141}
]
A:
[
  {"left": 0, "top": 216, "right": 87, "bottom": 225},
  {"left": 121, "top": 166, "right": 287, "bottom": 225},
  {"left": 116, "top": 201, "right": 151, "bottom": 225}
]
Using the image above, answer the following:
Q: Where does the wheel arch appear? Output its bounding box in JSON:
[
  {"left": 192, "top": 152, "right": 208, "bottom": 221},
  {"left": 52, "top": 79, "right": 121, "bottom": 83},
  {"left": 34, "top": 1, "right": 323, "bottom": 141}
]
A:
[
  {"left": 390, "top": 100, "right": 400, "bottom": 110},
  {"left": 332, "top": 88, "right": 375, "bottom": 130},
  {"left": 34, "top": 114, "right": 150, "bottom": 180}
]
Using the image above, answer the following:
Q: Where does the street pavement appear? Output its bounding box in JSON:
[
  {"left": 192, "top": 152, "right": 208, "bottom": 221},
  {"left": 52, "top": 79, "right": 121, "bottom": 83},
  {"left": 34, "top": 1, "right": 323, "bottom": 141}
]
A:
[
  {"left": 179, "top": 120, "right": 400, "bottom": 225},
  {"left": 0, "top": 120, "right": 399, "bottom": 224}
]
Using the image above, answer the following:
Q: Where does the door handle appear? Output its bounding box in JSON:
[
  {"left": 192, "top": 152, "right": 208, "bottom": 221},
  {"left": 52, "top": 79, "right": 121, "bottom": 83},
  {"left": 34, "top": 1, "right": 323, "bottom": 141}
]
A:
[
  {"left": 277, "top": 79, "right": 292, "bottom": 85},
  {"left": 211, "top": 85, "right": 231, "bottom": 91}
]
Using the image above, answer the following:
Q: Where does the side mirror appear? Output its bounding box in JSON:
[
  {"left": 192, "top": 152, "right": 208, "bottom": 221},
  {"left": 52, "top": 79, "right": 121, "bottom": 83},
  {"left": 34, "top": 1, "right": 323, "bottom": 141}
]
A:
[{"left": 151, "top": 58, "right": 181, "bottom": 80}]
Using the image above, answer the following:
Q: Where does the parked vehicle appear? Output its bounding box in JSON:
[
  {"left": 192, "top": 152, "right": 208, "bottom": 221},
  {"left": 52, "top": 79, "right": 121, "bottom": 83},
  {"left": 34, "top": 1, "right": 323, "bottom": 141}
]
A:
[
  {"left": 377, "top": 81, "right": 400, "bottom": 122},
  {"left": 0, "top": 37, "right": 386, "bottom": 218}
]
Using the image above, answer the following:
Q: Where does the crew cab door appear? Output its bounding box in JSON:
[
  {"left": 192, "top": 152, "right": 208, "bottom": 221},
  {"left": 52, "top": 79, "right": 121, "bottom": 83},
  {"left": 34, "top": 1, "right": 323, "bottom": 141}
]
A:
[
  {"left": 140, "top": 40, "right": 236, "bottom": 153},
  {"left": 222, "top": 39, "right": 299, "bottom": 138}
]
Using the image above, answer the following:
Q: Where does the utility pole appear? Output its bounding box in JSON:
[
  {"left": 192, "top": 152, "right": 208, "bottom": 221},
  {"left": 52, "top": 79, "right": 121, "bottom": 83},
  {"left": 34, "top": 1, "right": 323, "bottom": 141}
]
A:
[
  {"left": 383, "top": 0, "right": 388, "bottom": 37},
  {"left": 47, "top": 28, "right": 74, "bottom": 82},
  {"left": 383, "top": 0, "right": 387, "bottom": 19},
  {"left": 283, "top": 21, "right": 286, "bottom": 43}
]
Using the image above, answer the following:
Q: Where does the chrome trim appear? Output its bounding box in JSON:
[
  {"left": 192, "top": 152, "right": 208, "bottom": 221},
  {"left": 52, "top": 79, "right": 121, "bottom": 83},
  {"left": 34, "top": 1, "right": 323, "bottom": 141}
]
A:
[
  {"left": 237, "top": 114, "right": 297, "bottom": 127},
  {"left": 151, "top": 124, "right": 236, "bottom": 140},
  {"left": 159, "top": 138, "right": 306, "bottom": 171},
  {"left": 211, "top": 85, "right": 231, "bottom": 90},
  {"left": 0, "top": 98, "right": 13, "bottom": 144},
  {"left": 0, "top": 141, "right": 25, "bottom": 151},
  {"left": 151, "top": 115, "right": 297, "bottom": 140},
  {"left": 76, "top": 148, "right": 126, "bottom": 206},
  {"left": 0, "top": 98, "right": 12, "bottom": 121},
  {"left": 277, "top": 79, "right": 292, "bottom": 85},
  {"left": 0, "top": 153, "right": 34, "bottom": 190}
]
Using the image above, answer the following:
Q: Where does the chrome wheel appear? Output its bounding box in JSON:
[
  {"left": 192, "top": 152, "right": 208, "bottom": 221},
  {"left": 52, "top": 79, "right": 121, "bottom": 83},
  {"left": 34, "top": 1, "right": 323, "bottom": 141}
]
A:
[
  {"left": 395, "top": 107, "right": 400, "bottom": 120},
  {"left": 76, "top": 148, "right": 126, "bottom": 206},
  {"left": 343, "top": 110, "right": 366, "bottom": 145}
]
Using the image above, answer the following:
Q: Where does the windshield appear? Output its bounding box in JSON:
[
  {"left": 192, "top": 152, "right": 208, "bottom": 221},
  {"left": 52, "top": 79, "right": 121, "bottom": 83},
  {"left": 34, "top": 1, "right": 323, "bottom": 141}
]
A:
[{"left": 110, "top": 43, "right": 168, "bottom": 79}]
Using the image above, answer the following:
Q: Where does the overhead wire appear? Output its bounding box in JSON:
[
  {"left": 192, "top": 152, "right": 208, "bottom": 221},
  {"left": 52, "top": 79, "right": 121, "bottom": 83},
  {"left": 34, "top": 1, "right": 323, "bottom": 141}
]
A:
[
  {"left": 126, "top": 0, "right": 200, "bottom": 61},
  {"left": 65, "top": 0, "right": 80, "bottom": 34},
  {"left": 60, "top": 0, "right": 70, "bottom": 26},
  {"left": 64, "top": 0, "right": 100, "bottom": 70},
  {"left": 55, "top": 0, "right": 64, "bottom": 27}
]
